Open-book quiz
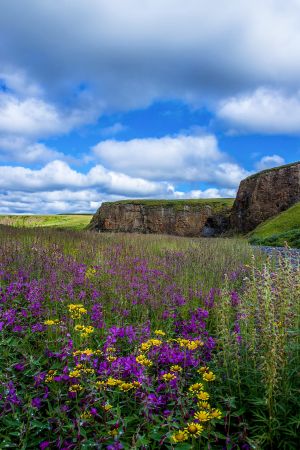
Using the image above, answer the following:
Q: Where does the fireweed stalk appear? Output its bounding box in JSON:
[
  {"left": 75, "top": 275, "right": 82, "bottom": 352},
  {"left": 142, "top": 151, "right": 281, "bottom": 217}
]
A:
[{"left": 0, "top": 226, "right": 298, "bottom": 448}]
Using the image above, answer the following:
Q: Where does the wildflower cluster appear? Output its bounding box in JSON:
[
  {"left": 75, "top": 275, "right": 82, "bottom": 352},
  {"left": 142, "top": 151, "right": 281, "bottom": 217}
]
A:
[
  {"left": 68, "top": 303, "right": 87, "bottom": 320},
  {"left": 171, "top": 367, "right": 222, "bottom": 444}
]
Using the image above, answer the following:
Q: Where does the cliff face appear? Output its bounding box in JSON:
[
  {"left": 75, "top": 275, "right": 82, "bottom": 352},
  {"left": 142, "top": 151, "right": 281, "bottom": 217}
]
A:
[
  {"left": 231, "top": 162, "right": 300, "bottom": 233},
  {"left": 88, "top": 201, "right": 232, "bottom": 237}
]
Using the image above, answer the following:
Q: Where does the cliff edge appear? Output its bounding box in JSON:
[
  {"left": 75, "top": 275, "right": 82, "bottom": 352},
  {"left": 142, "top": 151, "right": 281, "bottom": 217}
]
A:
[
  {"left": 231, "top": 161, "right": 300, "bottom": 233},
  {"left": 88, "top": 199, "right": 233, "bottom": 237}
]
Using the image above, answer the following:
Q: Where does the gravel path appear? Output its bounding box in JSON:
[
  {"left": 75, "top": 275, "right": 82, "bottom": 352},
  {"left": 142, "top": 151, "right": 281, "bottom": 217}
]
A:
[{"left": 253, "top": 246, "right": 300, "bottom": 268}]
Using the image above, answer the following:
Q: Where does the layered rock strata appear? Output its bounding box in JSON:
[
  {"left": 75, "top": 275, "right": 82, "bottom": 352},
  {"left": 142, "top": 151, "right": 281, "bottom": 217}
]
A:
[
  {"left": 88, "top": 202, "right": 231, "bottom": 237},
  {"left": 231, "top": 162, "right": 300, "bottom": 233}
]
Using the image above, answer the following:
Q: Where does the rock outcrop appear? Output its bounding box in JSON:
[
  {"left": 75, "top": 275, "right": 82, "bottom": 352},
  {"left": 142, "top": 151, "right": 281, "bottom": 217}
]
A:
[
  {"left": 88, "top": 200, "right": 233, "bottom": 237},
  {"left": 231, "top": 161, "right": 300, "bottom": 233}
]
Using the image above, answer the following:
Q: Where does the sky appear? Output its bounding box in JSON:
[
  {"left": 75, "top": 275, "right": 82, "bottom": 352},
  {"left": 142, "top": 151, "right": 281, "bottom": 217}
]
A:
[{"left": 0, "top": 0, "right": 299, "bottom": 214}]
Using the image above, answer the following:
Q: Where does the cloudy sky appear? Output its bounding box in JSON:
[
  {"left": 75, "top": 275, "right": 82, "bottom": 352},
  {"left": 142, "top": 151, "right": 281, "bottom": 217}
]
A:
[{"left": 0, "top": 0, "right": 299, "bottom": 214}]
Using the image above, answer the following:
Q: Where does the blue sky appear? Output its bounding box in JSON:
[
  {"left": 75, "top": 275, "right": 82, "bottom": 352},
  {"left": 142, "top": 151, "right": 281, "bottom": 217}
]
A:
[{"left": 0, "top": 1, "right": 299, "bottom": 213}]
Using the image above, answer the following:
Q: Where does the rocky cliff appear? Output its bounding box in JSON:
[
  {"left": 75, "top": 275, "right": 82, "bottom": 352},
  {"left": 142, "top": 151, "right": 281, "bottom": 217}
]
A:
[
  {"left": 231, "top": 161, "right": 300, "bottom": 233},
  {"left": 88, "top": 199, "right": 233, "bottom": 237}
]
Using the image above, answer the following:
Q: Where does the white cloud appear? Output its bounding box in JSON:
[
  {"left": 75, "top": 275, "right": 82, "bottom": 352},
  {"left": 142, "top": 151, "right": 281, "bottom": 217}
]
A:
[
  {"left": 218, "top": 88, "right": 300, "bottom": 134},
  {"left": 255, "top": 154, "right": 285, "bottom": 171},
  {"left": 93, "top": 135, "right": 250, "bottom": 187},
  {"left": 0, "top": 136, "right": 66, "bottom": 164},
  {"left": 99, "top": 122, "right": 127, "bottom": 137},
  {"left": 1, "top": 1, "right": 300, "bottom": 111},
  {"left": 174, "top": 187, "right": 236, "bottom": 199},
  {"left": 0, "top": 160, "right": 171, "bottom": 197},
  {"left": 0, "top": 91, "right": 96, "bottom": 138}
]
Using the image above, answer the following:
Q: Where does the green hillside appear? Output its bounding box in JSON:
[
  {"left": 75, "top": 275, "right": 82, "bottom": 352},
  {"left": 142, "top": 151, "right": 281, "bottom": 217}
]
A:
[
  {"left": 249, "top": 202, "right": 300, "bottom": 248},
  {"left": 0, "top": 215, "right": 92, "bottom": 231}
]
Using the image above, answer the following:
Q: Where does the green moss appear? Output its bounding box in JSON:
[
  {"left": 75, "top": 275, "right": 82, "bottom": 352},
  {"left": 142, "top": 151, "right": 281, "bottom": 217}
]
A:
[
  {"left": 102, "top": 198, "right": 234, "bottom": 213},
  {"left": 0, "top": 215, "right": 92, "bottom": 230},
  {"left": 245, "top": 160, "right": 300, "bottom": 181}
]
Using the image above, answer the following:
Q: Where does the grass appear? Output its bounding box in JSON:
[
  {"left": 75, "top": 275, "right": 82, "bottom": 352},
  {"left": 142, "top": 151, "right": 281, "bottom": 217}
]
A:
[
  {"left": 0, "top": 214, "right": 93, "bottom": 230},
  {"left": 249, "top": 202, "right": 300, "bottom": 248},
  {"left": 103, "top": 198, "right": 234, "bottom": 213},
  {"left": 0, "top": 226, "right": 298, "bottom": 448},
  {"left": 245, "top": 160, "right": 299, "bottom": 181}
]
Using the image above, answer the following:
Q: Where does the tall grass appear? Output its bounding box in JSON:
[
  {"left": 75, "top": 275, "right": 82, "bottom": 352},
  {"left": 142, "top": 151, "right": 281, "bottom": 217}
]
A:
[{"left": 0, "top": 225, "right": 298, "bottom": 449}]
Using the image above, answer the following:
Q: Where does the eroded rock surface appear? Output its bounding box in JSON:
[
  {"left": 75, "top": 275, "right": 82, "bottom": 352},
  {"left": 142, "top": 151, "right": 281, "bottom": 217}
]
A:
[
  {"left": 231, "top": 162, "right": 300, "bottom": 233},
  {"left": 88, "top": 202, "right": 231, "bottom": 237}
]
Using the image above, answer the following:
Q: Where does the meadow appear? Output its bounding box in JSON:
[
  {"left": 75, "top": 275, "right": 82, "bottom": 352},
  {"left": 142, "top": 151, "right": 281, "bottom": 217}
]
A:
[{"left": 0, "top": 226, "right": 299, "bottom": 449}]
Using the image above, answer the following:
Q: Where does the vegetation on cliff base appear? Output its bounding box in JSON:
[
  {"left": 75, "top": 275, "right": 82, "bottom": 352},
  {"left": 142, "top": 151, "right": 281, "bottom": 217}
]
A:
[
  {"left": 0, "top": 214, "right": 92, "bottom": 230},
  {"left": 249, "top": 202, "right": 300, "bottom": 248}
]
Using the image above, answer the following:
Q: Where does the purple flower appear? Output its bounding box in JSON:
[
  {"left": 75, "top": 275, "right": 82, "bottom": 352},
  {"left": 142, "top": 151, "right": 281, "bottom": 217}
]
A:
[
  {"left": 107, "top": 442, "right": 123, "bottom": 450},
  {"left": 32, "top": 397, "right": 42, "bottom": 409},
  {"left": 39, "top": 442, "right": 50, "bottom": 450}
]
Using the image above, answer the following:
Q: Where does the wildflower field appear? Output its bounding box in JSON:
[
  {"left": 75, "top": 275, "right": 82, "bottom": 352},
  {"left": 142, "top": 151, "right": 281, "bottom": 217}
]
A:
[{"left": 0, "top": 226, "right": 299, "bottom": 449}]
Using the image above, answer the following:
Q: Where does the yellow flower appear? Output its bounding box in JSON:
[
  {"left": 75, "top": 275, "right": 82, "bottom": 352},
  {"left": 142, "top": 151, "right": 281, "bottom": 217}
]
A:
[
  {"left": 119, "top": 382, "right": 135, "bottom": 391},
  {"left": 189, "top": 383, "right": 204, "bottom": 393},
  {"left": 44, "top": 320, "right": 55, "bottom": 326},
  {"left": 154, "top": 329, "right": 166, "bottom": 336},
  {"left": 69, "top": 370, "right": 81, "bottom": 378},
  {"left": 106, "top": 347, "right": 116, "bottom": 353},
  {"left": 203, "top": 371, "right": 216, "bottom": 382},
  {"left": 132, "top": 381, "right": 141, "bottom": 388},
  {"left": 69, "top": 384, "right": 83, "bottom": 392},
  {"left": 109, "top": 429, "right": 118, "bottom": 437},
  {"left": 81, "top": 368, "right": 95, "bottom": 374},
  {"left": 75, "top": 325, "right": 85, "bottom": 332},
  {"left": 136, "top": 355, "right": 152, "bottom": 367},
  {"left": 103, "top": 403, "right": 112, "bottom": 411},
  {"left": 171, "top": 430, "right": 188, "bottom": 443},
  {"left": 197, "top": 401, "right": 211, "bottom": 409},
  {"left": 162, "top": 373, "right": 176, "bottom": 382},
  {"left": 94, "top": 349, "right": 102, "bottom": 355},
  {"left": 106, "top": 377, "right": 122, "bottom": 387},
  {"left": 170, "top": 365, "right": 182, "bottom": 372},
  {"left": 194, "top": 410, "right": 211, "bottom": 422},
  {"left": 95, "top": 381, "right": 106, "bottom": 389},
  {"left": 107, "top": 356, "right": 117, "bottom": 362},
  {"left": 197, "top": 366, "right": 209, "bottom": 374},
  {"left": 197, "top": 391, "right": 210, "bottom": 401},
  {"left": 140, "top": 342, "right": 151, "bottom": 352},
  {"left": 210, "top": 408, "right": 222, "bottom": 419},
  {"left": 184, "top": 422, "right": 203, "bottom": 437},
  {"left": 68, "top": 303, "right": 87, "bottom": 319},
  {"left": 80, "top": 411, "right": 92, "bottom": 419}
]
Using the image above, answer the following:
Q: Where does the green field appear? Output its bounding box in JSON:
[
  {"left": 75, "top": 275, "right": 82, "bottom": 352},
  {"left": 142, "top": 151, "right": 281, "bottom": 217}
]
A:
[
  {"left": 249, "top": 202, "right": 300, "bottom": 248},
  {"left": 0, "top": 214, "right": 93, "bottom": 230}
]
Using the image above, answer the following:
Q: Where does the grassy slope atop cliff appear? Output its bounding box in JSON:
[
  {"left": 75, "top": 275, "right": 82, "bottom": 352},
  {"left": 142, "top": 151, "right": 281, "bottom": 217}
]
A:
[
  {"left": 103, "top": 198, "right": 234, "bottom": 213},
  {"left": 249, "top": 202, "right": 300, "bottom": 248},
  {"left": 0, "top": 215, "right": 92, "bottom": 231}
]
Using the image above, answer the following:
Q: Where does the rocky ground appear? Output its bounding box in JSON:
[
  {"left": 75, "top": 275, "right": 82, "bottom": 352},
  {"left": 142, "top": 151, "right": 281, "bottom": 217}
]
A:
[{"left": 254, "top": 245, "right": 300, "bottom": 268}]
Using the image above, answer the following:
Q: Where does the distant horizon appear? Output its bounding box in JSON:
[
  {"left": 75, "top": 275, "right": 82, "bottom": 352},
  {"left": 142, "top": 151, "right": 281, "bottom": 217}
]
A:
[{"left": 0, "top": 1, "right": 299, "bottom": 214}]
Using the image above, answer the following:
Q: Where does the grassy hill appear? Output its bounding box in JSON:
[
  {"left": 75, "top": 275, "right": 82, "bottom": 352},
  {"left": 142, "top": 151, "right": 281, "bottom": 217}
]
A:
[
  {"left": 0, "top": 215, "right": 92, "bottom": 231},
  {"left": 249, "top": 202, "right": 300, "bottom": 248}
]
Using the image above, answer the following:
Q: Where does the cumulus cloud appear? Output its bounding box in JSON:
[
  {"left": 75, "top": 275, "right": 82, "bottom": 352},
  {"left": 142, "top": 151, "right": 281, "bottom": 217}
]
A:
[
  {"left": 93, "top": 135, "right": 250, "bottom": 187},
  {"left": 1, "top": 1, "right": 300, "bottom": 111},
  {"left": 0, "top": 160, "right": 172, "bottom": 197},
  {"left": 218, "top": 88, "right": 300, "bottom": 134},
  {"left": 0, "top": 91, "right": 96, "bottom": 138},
  {"left": 0, "top": 136, "right": 66, "bottom": 164},
  {"left": 255, "top": 154, "right": 285, "bottom": 171}
]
